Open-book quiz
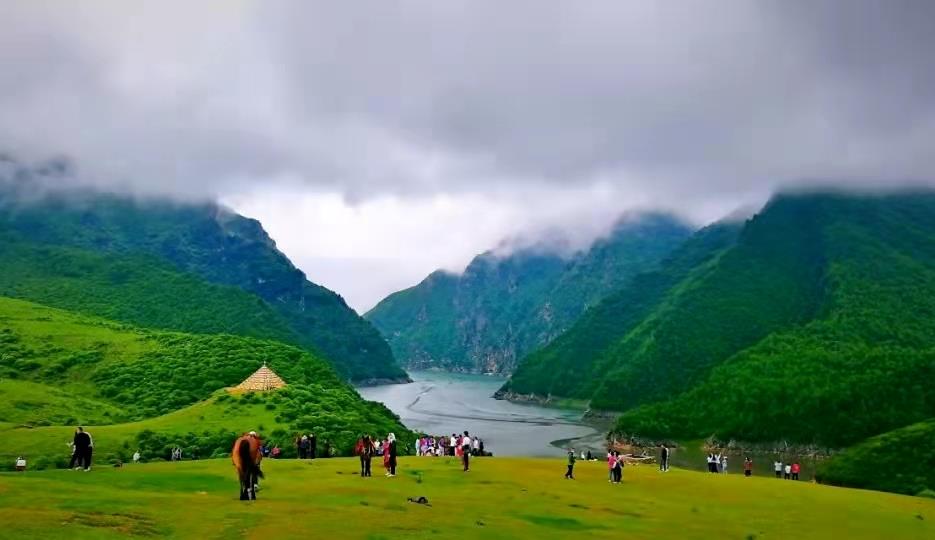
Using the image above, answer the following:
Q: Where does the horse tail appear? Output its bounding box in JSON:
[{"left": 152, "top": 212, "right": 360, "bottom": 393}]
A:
[{"left": 238, "top": 438, "right": 264, "bottom": 479}]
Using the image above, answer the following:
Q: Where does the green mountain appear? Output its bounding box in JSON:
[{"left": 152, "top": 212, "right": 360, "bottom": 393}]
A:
[
  {"left": 0, "top": 160, "right": 407, "bottom": 383},
  {"left": 504, "top": 191, "right": 935, "bottom": 452},
  {"left": 0, "top": 295, "right": 412, "bottom": 466},
  {"left": 366, "top": 214, "right": 692, "bottom": 373},
  {"left": 500, "top": 220, "right": 743, "bottom": 401},
  {"left": 817, "top": 419, "right": 935, "bottom": 496}
]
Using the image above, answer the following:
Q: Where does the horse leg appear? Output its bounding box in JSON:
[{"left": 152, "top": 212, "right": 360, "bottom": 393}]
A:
[{"left": 240, "top": 475, "right": 249, "bottom": 501}]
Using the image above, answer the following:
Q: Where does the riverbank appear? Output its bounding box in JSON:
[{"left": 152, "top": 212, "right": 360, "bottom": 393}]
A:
[
  {"left": 358, "top": 371, "right": 600, "bottom": 456},
  {"left": 2, "top": 457, "right": 931, "bottom": 539}
]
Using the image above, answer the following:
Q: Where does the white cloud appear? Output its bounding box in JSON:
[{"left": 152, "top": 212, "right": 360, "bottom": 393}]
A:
[{"left": 2, "top": 0, "right": 934, "bottom": 308}]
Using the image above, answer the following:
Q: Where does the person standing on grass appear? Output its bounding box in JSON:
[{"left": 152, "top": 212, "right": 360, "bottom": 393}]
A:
[
  {"left": 721, "top": 455, "right": 728, "bottom": 474},
  {"left": 73, "top": 426, "right": 92, "bottom": 471},
  {"left": 659, "top": 444, "right": 669, "bottom": 472},
  {"left": 784, "top": 463, "right": 792, "bottom": 480},
  {"left": 791, "top": 461, "right": 800, "bottom": 480},
  {"left": 613, "top": 451, "right": 623, "bottom": 484},
  {"left": 68, "top": 429, "right": 79, "bottom": 469},
  {"left": 387, "top": 433, "right": 398, "bottom": 477},
  {"left": 744, "top": 457, "right": 753, "bottom": 477},
  {"left": 361, "top": 435, "right": 374, "bottom": 477},
  {"left": 774, "top": 459, "right": 782, "bottom": 478},
  {"left": 355, "top": 436, "right": 366, "bottom": 476},
  {"left": 309, "top": 433, "right": 317, "bottom": 459},
  {"left": 564, "top": 448, "right": 576, "bottom": 479},
  {"left": 607, "top": 450, "right": 615, "bottom": 482},
  {"left": 461, "top": 431, "right": 472, "bottom": 472}
]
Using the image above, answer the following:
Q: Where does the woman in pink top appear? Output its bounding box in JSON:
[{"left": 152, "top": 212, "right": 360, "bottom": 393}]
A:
[{"left": 607, "top": 451, "right": 616, "bottom": 482}]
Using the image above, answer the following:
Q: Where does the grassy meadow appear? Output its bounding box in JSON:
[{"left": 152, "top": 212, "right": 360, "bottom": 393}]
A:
[{"left": 1, "top": 457, "right": 932, "bottom": 539}]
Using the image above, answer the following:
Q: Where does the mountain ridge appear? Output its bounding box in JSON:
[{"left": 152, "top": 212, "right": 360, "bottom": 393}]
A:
[
  {"left": 0, "top": 159, "right": 408, "bottom": 384},
  {"left": 366, "top": 213, "right": 693, "bottom": 374}
]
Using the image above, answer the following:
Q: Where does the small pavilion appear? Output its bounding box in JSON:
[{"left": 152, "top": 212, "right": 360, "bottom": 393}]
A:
[{"left": 232, "top": 363, "right": 286, "bottom": 392}]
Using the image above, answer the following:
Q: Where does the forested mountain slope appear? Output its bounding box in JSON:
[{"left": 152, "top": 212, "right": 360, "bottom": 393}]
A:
[
  {"left": 366, "top": 214, "right": 691, "bottom": 373},
  {"left": 0, "top": 160, "right": 406, "bottom": 383},
  {"left": 504, "top": 192, "right": 935, "bottom": 452}
]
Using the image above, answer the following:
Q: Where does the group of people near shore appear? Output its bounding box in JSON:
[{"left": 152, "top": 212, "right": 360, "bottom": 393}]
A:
[
  {"left": 564, "top": 448, "right": 626, "bottom": 483},
  {"left": 705, "top": 453, "right": 750, "bottom": 476},
  {"left": 774, "top": 459, "right": 802, "bottom": 480},
  {"left": 415, "top": 433, "right": 486, "bottom": 459},
  {"left": 706, "top": 452, "right": 728, "bottom": 473}
]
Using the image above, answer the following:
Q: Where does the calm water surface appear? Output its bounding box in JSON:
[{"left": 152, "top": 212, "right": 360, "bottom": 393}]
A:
[{"left": 358, "top": 371, "right": 602, "bottom": 457}]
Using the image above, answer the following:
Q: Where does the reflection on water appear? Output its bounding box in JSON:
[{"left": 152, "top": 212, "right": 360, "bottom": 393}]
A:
[{"left": 358, "top": 371, "right": 601, "bottom": 456}]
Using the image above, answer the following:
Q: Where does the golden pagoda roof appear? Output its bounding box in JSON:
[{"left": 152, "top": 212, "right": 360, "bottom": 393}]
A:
[{"left": 232, "top": 363, "right": 286, "bottom": 392}]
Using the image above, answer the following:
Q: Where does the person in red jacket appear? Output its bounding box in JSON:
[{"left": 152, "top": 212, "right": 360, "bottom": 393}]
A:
[
  {"left": 791, "top": 461, "right": 801, "bottom": 480},
  {"left": 743, "top": 457, "right": 753, "bottom": 477}
]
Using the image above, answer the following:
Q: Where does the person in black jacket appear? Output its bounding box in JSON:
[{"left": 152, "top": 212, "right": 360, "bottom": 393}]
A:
[
  {"left": 73, "top": 427, "right": 92, "bottom": 471},
  {"left": 387, "top": 433, "right": 398, "bottom": 476}
]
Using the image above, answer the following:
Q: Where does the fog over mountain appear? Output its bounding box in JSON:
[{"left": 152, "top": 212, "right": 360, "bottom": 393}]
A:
[{"left": 2, "top": 1, "right": 933, "bottom": 310}]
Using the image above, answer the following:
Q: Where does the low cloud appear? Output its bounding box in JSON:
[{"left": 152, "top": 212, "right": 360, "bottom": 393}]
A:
[{"left": 2, "top": 1, "right": 934, "bottom": 309}]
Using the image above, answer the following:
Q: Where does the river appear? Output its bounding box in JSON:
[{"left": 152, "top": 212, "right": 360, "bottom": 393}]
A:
[{"left": 358, "top": 370, "right": 604, "bottom": 457}]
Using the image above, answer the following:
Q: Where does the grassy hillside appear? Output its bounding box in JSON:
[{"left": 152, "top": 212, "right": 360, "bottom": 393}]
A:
[
  {"left": 0, "top": 238, "right": 301, "bottom": 346},
  {"left": 502, "top": 221, "right": 741, "bottom": 400},
  {"left": 612, "top": 194, "right": 935, "bottom": 447},
  {"left": 503, "top": 192, "right": 935, "bottom": 470},
  {"left": 0, "top": 296, "right": 411, "bottom": 465},
  {"left": 1, "top": 458, "right": 932, "bottom": 539},
  {"left": 0, "top": 165, "right": 405, "bottom": 383},
  {"left": 367, "top": 214, "right": 691, "bottom": 374},
  {"left": 817, "top": 419, "right": 935, "bottom": 497}
]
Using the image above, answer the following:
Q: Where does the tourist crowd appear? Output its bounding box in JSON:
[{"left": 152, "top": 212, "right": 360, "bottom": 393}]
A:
[{"left": 413, "top": 433, "right": 487, "bottom": 458}]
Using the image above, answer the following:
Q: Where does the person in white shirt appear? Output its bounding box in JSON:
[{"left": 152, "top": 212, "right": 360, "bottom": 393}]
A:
[
  {"left": 449, "top": 435, "right": 457, "bottom": 457},
  {"left": 133, "top": 451, "right": 141, "bottom": 463},
  {"left": 784, "top": 463, "right": 792, "bottom": 480},
  {"left": 774, "top": 460, "right": 783, "bottom": 478},
  {"left": 461, "top": 431, "right": 472, "bottom": 471}
]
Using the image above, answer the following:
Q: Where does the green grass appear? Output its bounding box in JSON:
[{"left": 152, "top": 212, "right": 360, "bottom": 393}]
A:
[
  {"left": 1, "top": 457, "right": 932, "bottom": 539},
  {"left": 0, "top": 296, "right": 413, "bottom": 465}
]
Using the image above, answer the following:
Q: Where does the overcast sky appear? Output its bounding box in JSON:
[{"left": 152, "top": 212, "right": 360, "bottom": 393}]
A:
[{"left": 2, "top": 1, "right": 934, "bottom": 311}]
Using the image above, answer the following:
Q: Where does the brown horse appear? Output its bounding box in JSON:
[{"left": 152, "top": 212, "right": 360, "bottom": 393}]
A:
[{"left": 232, "top": 434, "right": 264, "bottom": 500}]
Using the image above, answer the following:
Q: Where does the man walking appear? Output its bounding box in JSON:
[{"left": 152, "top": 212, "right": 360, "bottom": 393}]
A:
[
  {"left": 564, "top": 448, "right": 576, "bottom": 479},
  {"left": 659, "top": 444, "right": 670, "bottom": 472}
]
